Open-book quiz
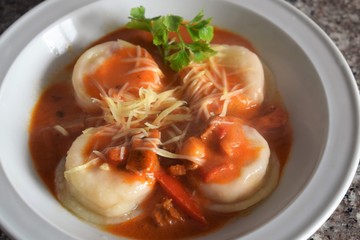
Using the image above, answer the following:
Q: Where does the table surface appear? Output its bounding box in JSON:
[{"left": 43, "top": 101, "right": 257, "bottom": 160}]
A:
[{"left": 0, "top": 0, "right": 359, "bottom": 239}]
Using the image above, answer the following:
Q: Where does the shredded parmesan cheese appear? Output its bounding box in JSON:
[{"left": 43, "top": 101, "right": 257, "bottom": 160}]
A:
[
  {"left": 179, "top": 45, "right": 263, "bottom": 121},
  {"left": 99, "top": 163, "right": 111, "bottom": 171},
  {"left": 92, "top": 150, "right": 107, "bottom": 161},
  {"left": 81, "top": 44, "right": 265, "bottom": 165},
  {"left": 86, "top": 85, "right": 199, "bottom": 164},
  {"left": 64, "top": 158, "right": 100, "bottom": 179},
  {"left": 136, "top": 147, "right": 204, "bottom": 166},
  {"left": 96, "top": 87, "right": 192, "bottom": 132},
  {"left": 53, "top": 125, "right": 69, "bottom": 136}
]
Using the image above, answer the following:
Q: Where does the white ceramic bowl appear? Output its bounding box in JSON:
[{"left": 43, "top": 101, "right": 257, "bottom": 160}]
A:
[{"left": 0, "top": 0, "right": 359, "bottom": 239}]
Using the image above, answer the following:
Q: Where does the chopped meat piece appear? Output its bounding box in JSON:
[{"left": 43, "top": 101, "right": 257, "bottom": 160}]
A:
[
  {"left": 168, "top": 164, "right": 186, "bottom": 176},
  {"left": 152, "top": 198, "right": 184, "bottom": 227},
  {"left": 163, "top": 198, "right": 184, "bottom": 221},
  {"left": 126, "top": 149, "right": 158, "bottom": 174}
]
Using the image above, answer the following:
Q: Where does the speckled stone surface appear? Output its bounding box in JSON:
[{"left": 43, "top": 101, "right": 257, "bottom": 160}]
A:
[
  {"left": 287, "top": 1, "right": 360, "bottom": 239},
  {"left": 0, "top": 0, "right": 359, "bottom": 239}
]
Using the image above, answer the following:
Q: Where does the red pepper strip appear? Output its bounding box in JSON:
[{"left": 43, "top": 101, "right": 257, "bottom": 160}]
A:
[{"left": 155, "top": 169, "right": 207, "bottom": 225}]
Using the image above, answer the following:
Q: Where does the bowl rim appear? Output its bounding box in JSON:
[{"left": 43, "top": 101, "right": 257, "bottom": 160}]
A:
[{"left": 0, "top": 0, "right": 359, "bottom": 240}]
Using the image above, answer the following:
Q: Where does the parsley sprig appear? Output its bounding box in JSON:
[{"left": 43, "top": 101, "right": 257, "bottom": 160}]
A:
[{"left": 126, "top": 6, "right": 216, "bottom": 72}]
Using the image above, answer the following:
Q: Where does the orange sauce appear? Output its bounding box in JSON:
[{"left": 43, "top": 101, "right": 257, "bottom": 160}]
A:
[
  {"left": 29, "top": 27, "right": 292, "bottom": 239},
  {"left": 84, "top": 46, "right": 163, "bottom": 98},
  {"left": 199, "top": 120, "right": 263, "bottom": 184},
  {"left": 29, "top": 82, "right": 86, "bottom": 195},
  {"left": 105, "top": 186, "right": 238, "bottom": 240}
]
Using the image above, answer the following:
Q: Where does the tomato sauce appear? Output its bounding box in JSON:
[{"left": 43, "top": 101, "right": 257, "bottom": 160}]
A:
[{"left": 29, "top": 27, "right": 292, "bottom": 239}]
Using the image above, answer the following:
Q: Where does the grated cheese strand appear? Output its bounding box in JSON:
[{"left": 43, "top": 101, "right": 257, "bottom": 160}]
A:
[
  {"left": 97, "top": 87, "right": 192, "bottom": 132},
  {"left": 136, "top": 147, "right": 204, "bottom": 166},
  {"left": 152, "top": 101, "right": 187, "bottom": 126},
  {"left": 64, "top": 158, "right": 100, "bottom": 179},
  {"left": 53, "top": 125, "right": 69, "bottom": 136}
]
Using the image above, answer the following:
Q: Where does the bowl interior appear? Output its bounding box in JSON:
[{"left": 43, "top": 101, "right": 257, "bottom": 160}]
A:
[{"left": 0, "top": 0, "right": 328, "bottom": 239}]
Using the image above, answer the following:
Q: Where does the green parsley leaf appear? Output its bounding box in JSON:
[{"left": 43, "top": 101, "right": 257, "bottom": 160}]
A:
[
  {"left": 189, "top": 9, "right": 205, "bottom": 24},
  {"left": 186, "top": 23, "right": 214, "bottom": 42},
  {"left": 187, "top": 42, "right": 216, "bottom": 63},
  {"left": 126, "top": 6, "right": 216, "bottom": 71},
  {"left": 186, "top": 10, "right": 214, "bottom": 42},
  {"left": 166, "top": 49, "right": 191, "bottom": 72},
  {"left": 126, "top": 6, "right": 151, "bottom": 31},
  {"left": 152, "top": 17, "right": 169, "bottom": 46},
  {"left": 163, "top": 15, "right": 183, "bottom": 32},
  {"left": 130, "top": 6, "right": 145, "bottom": 19}
]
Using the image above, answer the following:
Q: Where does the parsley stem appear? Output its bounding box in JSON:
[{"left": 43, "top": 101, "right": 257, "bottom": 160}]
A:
[{"left": 176, "top": 29, "right": 185, "bottom": 45}]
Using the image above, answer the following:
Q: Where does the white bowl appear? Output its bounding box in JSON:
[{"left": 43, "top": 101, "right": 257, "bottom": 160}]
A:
[{"left": 0, "top": 0, "right": 359, "bottom": 239}]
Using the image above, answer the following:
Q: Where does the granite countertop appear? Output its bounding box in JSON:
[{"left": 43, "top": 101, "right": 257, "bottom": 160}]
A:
[{"left": 0, "top": 0, "right": 359, "bottom": 239}]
